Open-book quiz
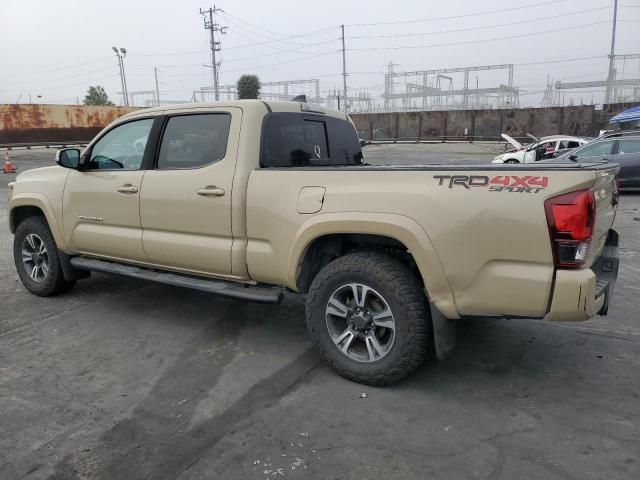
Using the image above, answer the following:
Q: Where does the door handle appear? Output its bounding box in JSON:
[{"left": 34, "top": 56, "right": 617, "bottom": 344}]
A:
[
  {"left": 196, "top": 186, "right": 225, "bottom": 197},
  {"left": 117, "top": 184, "right": 139, "bottom": 194}
]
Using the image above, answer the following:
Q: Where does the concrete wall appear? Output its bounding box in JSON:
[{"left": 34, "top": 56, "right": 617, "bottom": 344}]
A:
[
  {"left": 352, "top": 103, "right": 640, "bottom": 142},
  {"left": 0, "top": 104, "right": 138, "bottom": 144}
]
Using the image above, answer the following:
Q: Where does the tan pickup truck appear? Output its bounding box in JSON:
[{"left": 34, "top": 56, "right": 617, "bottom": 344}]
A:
[{"left": 8, "top": 100, "right": 620, "bottom": 385}]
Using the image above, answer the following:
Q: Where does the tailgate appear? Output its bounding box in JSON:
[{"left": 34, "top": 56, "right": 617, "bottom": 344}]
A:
[{"left": 587, "top": 166, "right": 619, "bottom": 266}]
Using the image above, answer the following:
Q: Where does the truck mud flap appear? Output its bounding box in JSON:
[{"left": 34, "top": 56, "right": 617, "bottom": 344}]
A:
[
  {"left": 430, "top": 303, "right": 457, "bottom": 360},
  {"left": 593, "top": 229, "right": 619, "bottom": 316}
]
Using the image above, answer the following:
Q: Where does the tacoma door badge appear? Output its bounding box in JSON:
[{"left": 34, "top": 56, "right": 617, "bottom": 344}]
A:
[{"left": 78, "top": 215, "right": 104, "bottom": 223}]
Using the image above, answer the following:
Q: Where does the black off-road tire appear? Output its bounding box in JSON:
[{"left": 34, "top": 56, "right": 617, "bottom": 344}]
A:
[
  {"left": 306, "top": 251, "right": 431, "bottom": 386},
  {"left": 13, "top": 216, "right": 76, "bottom": 297}
]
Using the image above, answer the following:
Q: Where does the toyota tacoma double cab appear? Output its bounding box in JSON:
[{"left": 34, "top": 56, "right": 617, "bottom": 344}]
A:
[{"left": 8, "top": 100, "right": 620, "bottom": 385}]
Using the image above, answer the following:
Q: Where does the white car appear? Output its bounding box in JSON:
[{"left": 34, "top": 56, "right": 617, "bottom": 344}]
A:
[{"left": 493, "top": 134, "right": 589, "bottom": 164}]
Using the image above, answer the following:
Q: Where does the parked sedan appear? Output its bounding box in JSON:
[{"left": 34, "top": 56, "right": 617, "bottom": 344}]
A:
[
  {"left": 545, "top": 132, "right": 640, "bottom": 189},
  {"left": 493, "top": 134, "right": 589, "bottom": 164}
]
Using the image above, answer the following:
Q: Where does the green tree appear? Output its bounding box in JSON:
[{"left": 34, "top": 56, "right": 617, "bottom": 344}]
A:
[
  {"left": 83, "top": 85, "right": 114, "bottom": 106},
  {"left": 236, "top": 74, "right": 261, "bottom": 99}
]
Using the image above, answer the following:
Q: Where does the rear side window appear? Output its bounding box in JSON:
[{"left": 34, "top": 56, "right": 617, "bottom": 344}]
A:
[
  {"left": 574, "top": 140, "right": 614, "bottom": 159},
  {"left": 157, "top": 113, "right": 230, "bottom": 170},
  {"left": 617, "top": 139, "right": 640, "bottom": 155},
  {"left": 559, "top": 140, "right": 581, "bottom": 149},
  {"left": 261, "top": 113, "right": 363, "bottom": 167}
]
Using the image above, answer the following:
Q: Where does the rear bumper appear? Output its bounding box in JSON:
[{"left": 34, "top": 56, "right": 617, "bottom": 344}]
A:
[{"left": 546, "top": 229, "right": 619, "bottom": 322}]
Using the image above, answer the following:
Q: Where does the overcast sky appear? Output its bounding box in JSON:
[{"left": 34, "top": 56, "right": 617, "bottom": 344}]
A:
[{"left": 0, "top": 0, "right": 638, "bottom": 108}]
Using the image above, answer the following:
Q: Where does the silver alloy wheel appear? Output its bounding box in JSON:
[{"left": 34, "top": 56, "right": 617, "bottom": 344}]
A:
[
  {"left": 325, "top": 283, "right": 396, "bottom": 363},
  {"left": 22, "top": 233, "right": 49, "bottom": 283}
]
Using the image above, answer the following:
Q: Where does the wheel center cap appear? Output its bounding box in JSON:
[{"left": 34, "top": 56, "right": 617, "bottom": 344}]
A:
[{"left": 352, "top": 314, "right": 369, "bottom": 330}]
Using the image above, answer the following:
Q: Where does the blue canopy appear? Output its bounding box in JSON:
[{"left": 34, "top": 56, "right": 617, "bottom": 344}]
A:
[{"left": 609, "top": 106, "right": 640, "bottom": 124}]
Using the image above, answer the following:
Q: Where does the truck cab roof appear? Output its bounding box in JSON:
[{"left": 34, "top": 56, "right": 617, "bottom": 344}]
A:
[{"left": 121, "top": 99, "right": 349, "bottom": 121}]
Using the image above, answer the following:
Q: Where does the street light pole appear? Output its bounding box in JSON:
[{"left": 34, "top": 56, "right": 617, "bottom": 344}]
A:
[
  {"left": 113, "top": 46, "right": 129, "bottom": 106},
  {"left": 154, "top": 67, "right": 161, "bottom": 106}
]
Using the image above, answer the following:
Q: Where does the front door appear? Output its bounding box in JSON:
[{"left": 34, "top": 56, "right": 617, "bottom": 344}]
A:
[
  {"left": 139, "top": 108, "right": 241, "bottom": 276},
  {"left": 62, "top": 118, "right": 154, "bottom": 262},
  {"left": 523, "top": 143, "right": 538, "bottom": 163}
]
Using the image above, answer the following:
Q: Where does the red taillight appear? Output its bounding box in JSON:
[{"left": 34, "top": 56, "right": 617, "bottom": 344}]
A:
[{"left": 544, "top": 189, "right": 596, "bottom": 267}]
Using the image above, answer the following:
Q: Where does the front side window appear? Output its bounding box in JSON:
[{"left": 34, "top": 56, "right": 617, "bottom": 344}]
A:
[
  {"left": 573, "top": 141, "right": 614, "bottom": 159},
  {"left": 89, "top": 118, "right": 154, "bottom": 170},
  {"left": 157, "top": 114, "right": 231, "bottom": 170},
  {"left": 261, "top": 113, "right": 362, "bottom": 167}
]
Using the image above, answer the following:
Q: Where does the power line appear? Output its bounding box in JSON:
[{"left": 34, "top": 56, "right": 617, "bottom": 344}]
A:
[
  {"left": 223, "top": 50, "right": 338, "bottom": 74},
  {"left": 346, "top": 0, "right": 569, "bottom": 27},
  {"left": 347, "top": 21, "right": 610, "bottom": 51},
  {"left": 348, "top": 6, "right": 611, "bottom": 39},
  {"left": 220, "top": 10, "right": 331, "bottom": 43},
  {"left": 220, "top": 16, "right": 309, "bottom": 48},
  {"left": 223, "top": 38, "right": 339, "bottom": 63},
  {"left": 129, "top": 50, "right": 207, "bottom": 58},
  {"left": 515, "top": 55, "right": 607, "bottom": 67},
  {"left": 2, "top": 56, "right": 113, "bottom": 77},
  {"left": 0, "top": 65, "right": 118, "bottom": 86},
  {"left": 220, "top": 21, "right": 310, "bottom": 52},
  {"left": 221, "top": 19, "right": 338, "bottom": 50},
  {"left": 1, "top": 74, "right": 121, "bottom": 94}
]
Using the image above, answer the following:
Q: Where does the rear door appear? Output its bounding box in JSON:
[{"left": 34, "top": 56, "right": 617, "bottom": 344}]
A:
[
  {"left": 139, "top": 108, "right": 241, "bottom": 275},
  {"left": 612, "top": 138, "right": 640, "bottom": 188}
]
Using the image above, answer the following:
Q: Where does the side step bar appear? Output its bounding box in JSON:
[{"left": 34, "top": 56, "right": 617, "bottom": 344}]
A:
[{"left": 70, "top": 257, "right": 283, "bottom": 304}]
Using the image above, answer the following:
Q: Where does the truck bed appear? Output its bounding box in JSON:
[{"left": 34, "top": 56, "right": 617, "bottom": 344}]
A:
[{"left": 246, "top": 162, "right": 619, "bottom": 321}]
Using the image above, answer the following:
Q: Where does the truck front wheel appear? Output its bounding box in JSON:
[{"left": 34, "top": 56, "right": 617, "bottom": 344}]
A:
[
  {"left": 13, "top": 216, "right": 76, "bottom": 297},
  {"left": 306, "top": 252, "right": 430, "bottom": 385}
]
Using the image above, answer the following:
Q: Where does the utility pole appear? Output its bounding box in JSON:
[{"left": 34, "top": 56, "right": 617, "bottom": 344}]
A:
[
  {"left": 341, "top": 24, "right": 348, "bottom": 113},
  {"left": 154, "top": 67, "right": 161, "bottom": 106},
  {"left": 200, "top": 6, "right": 226, "bottom": 101},
  {"left": 605, "top": 0, "right": 618, "bottom": 105}
]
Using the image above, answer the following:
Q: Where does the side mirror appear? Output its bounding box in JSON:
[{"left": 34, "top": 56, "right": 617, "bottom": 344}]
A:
[{"left": 55, "top": 148, "right": 80, "bottom": 169}]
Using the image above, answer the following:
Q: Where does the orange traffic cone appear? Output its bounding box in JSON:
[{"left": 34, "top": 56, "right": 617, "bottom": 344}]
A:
[{"left": 3, "top": 151, "right": 15, "bottom": 174}]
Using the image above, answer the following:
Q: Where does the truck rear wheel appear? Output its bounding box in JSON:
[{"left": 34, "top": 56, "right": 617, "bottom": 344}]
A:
[
  {"left": 13, "top": 216, "right": 76, "bottom": 297},
  {"left": 306, "top": 252, "right": 430, "bottom": 385}
]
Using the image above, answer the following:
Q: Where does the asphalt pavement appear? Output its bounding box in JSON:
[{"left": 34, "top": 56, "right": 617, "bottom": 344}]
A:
[{"left": 1, "top": 145, "right": 638, "bottom": 480}]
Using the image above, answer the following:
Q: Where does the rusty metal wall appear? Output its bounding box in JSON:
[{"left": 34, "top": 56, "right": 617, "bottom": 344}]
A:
[
  {"left": 0, "top": 104, "right": 139, "bottom": 144},
  {"left": 352, "top": 103, "right": 640, "bottom": 142},
  {"left": 3, "top": 102, "right": 638, "bottom": 145}
]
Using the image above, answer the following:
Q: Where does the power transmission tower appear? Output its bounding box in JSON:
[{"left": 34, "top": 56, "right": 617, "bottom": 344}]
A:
[
  {"left": 605, "top": 0, "right": 619, "bottom": 105},
  {"left": 340, "top": 24, "right": 348, "bottom": 113},
  {"left": 200, "top": 6, "right": 226, "bottom": 101}
]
